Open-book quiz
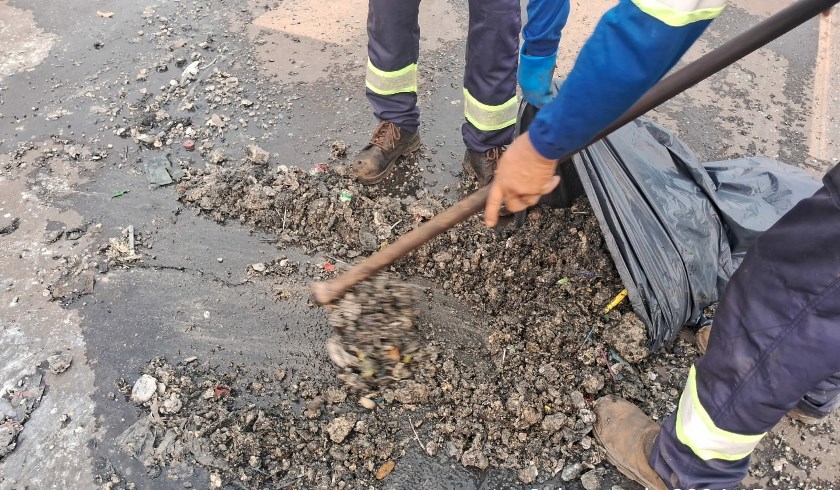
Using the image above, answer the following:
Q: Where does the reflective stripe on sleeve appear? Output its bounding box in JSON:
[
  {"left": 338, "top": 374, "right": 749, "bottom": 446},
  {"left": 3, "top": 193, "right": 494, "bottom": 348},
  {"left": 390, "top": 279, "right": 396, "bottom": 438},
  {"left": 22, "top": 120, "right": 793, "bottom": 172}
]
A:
[
  {"left": 463, "top": 89, "right": 518, "bottom": 132},
  {"left": 365, "top": 59, "right": 418, "bottom": 96},
  {"left": 631, "top": 0, "right": 726, "bottom": 26},
  {"left": 675, "top": 366, "right": 766, "bottom": 461}
]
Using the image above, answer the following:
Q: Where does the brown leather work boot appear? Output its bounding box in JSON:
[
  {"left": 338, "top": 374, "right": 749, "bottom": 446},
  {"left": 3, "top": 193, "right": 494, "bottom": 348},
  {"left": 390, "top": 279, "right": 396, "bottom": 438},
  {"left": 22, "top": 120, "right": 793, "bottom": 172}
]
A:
[
  {"left": 696, "top": 324, "right": 712, "bottom": 354},
  {"left": 463, "top": 147, "right": 503, "bottom": 187},
  {"left": 594, "top": 396, "right": 668, "bottom": 490},
  {"left": 352, "top": 121, "right": 421, "bottom": 185},
  {"left": 787, "top": 406, "right": 829, "bottom": 425}
]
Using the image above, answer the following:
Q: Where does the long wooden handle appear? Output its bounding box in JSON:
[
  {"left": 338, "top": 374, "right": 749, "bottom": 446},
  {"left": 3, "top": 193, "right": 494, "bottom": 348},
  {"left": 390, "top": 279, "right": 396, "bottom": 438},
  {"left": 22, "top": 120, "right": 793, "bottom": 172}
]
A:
[
  {"left": 311, "top": 0, "right": 837, "bottom": 305},
  {"left": 311, "top": 186, "right": 490, "bottom": 305}
]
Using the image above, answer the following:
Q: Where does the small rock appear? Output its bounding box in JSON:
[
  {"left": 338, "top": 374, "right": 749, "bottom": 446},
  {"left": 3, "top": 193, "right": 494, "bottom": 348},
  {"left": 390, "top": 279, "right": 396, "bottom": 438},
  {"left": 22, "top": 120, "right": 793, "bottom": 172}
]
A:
[
  {"left": 304, "top": 397, "right": 322, "bottom": 419},
  {"left": 521, "top": 405, "right": 542, "bottom": 427},
  {"left": 0, "top": 424, "right": 19, "bottom": 456},
  {"left": 581, "top": 469, "right": 602, "bottom": 490},
  {"left": 518, "top": 463, "right": 539, "bottom": 484},
  {"left": 327, "top": 415, "right": 357, "bottom": 443},
  {"left": 182, "top": 139, "right": 196, "bottom": 151},
  {"left": 47, "top": 353, "right": 73, "bottom": 374},
  {"left": 130, "top": 374, "right": 158, "bottom": 404},
  {"left": 407, "top": 197, "right": 443, "bottom": 220},
  {"left": 209, "top": 114, "right": 225, "bottom": 128},
  {"left": 358, "top": 397, "right": 376, "bottom": 410},
  {"left": 461, "top": 446, "right": 489, "bottom": 470},
  {"left": 393, "top": 381, "right": 428, "bottom": 404},
  {"left": 375, "top": 460, "right": 395, "bottom": 480},
  {"left": 570, "top": 390, "right": 587, "bottom": 409},
  {"left": 324, "top": 386, "right": 347, "bottom": 404},
  {"left": 245, "top": 145, "right": 270, "bottom": 165},
  {"left": 581, "top": 372, "right": 605, "bottom": 394},
  {"left": 207, "top": 149, "right": 228, "bottom": 165},
  {"left": 181, "top": 60, "right": 200, "bottom": 83},
  {"left": 251, "top": 263, "right": 266, "bottom": 273},
  {"left": 0, "top": 398, "right": 13, "bottom": 419},
  {"left": 578, "top": 408, "right": 597, "bottom": 425},
  {"left": 209, "top": 473, "right": 222, "bottom": 489},
  {"left": 161, "top": 393, "right": 183, "bottom": 414},
  {"left": 241, "top": 98, "right": 254, "bottom": 107},
  {"left": 541, "top": 413, "right": 568, "bottom": 432},
  {"left": 425, "top": 441, "right": 439, "bottom": 456},
  {"left": 432, "top": 251, "right": 453, "bottom": 264},
  {"left": 330, "top": 140, "right": 347, "bottom": 159},
  {"left": 561, "top": 462, "right": 583, "bottom": 482}
]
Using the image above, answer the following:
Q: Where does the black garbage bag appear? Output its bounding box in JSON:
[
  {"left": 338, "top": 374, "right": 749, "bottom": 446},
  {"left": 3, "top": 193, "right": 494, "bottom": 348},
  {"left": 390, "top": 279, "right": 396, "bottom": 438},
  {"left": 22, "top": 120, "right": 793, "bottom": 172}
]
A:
[{"left": 572, "top": 118, "right": 821, "bottom": 350}]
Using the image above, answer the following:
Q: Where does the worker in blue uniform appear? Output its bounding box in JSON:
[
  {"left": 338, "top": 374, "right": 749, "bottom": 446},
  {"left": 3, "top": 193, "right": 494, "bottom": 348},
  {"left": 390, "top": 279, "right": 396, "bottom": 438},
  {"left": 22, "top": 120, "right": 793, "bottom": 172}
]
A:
[{"left": 494, "top": 1, "right": 840, "bottom": 488}]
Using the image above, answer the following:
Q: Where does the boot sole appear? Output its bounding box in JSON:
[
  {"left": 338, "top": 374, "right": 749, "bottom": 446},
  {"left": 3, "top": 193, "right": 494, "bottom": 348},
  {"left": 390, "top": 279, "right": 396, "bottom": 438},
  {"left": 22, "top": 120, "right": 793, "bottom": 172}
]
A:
[{"left": 356, "top": 138, "right": 421, "bottom": 185}]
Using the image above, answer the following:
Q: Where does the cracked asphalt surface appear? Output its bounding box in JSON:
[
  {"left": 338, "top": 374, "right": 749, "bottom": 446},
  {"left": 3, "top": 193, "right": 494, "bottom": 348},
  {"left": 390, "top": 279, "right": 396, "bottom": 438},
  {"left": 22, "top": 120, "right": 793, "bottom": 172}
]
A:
[{"left": 1, "top": 0, "right": 838, "bottom": 488}]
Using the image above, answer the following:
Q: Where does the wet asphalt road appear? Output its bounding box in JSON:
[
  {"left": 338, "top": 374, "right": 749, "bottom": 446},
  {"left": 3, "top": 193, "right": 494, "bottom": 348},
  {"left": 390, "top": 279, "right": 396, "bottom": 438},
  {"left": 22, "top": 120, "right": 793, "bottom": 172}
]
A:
[{"left": 1, "top": 0, "right": 838, "bottom": 488}]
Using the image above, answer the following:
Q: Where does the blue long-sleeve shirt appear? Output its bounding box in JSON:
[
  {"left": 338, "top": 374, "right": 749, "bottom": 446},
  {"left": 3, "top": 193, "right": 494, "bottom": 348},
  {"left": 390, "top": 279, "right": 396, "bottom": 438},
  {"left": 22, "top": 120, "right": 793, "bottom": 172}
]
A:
[
  {"left": 523, "top": 0, "right": 570, "bottom": 57},
  {"left": 527, "top": 0, "right": 726, "bottom": 160}
]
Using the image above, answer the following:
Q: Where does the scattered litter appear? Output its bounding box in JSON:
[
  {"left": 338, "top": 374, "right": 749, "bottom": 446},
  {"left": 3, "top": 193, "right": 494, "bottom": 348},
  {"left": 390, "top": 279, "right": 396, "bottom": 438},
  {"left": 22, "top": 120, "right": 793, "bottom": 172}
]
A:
[
  {"left": 106, "top": 225, "right": 143, "bottom": 263},
  {"left": 309, "top": 163, "right": 330, "bottom": 175},
  {"left": 96, "top": 11, "right": 114, "bottom": 18},
  {"left": 603, "top": 289, "right": 628, "bottom": 315},
  {"left": 111, "top": 189, "right": 131, "bottom": 198}
]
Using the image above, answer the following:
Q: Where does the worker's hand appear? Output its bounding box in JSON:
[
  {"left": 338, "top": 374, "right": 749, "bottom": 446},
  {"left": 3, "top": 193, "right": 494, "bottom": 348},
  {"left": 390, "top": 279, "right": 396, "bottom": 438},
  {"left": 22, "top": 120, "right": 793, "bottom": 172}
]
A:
[
  {"left": 485, "top": 132, "right": 560, "bottom": 227},
  {"left": 518, "top": 47, "right": 557, "bottom": 108}
]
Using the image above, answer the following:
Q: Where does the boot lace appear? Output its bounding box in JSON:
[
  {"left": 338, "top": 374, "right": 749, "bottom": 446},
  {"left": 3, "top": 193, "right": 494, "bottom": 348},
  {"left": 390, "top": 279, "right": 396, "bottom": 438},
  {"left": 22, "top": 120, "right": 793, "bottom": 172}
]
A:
[
  {"left": 370, "top": 121, "right": 401, "bottom": 151},
  {"left": 485, "top": 147, "right": 503, "bottom": 171}
]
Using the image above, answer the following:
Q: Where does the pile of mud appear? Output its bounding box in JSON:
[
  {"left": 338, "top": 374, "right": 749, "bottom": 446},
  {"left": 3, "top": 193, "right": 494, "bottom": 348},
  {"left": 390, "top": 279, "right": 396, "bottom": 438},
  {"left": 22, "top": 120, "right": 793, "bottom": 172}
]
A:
[
  {"left": 114, "top": 162, "right": 702, "bottom": 488},
  {"left": 177, "top": 162, "right": 436, "bottom": 258}
]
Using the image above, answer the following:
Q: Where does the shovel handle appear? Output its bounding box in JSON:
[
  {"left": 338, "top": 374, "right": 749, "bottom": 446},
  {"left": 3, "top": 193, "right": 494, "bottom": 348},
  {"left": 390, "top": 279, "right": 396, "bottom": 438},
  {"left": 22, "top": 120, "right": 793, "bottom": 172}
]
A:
[{"left": 311, "top": 186, "right": 490, "bottom": 305}]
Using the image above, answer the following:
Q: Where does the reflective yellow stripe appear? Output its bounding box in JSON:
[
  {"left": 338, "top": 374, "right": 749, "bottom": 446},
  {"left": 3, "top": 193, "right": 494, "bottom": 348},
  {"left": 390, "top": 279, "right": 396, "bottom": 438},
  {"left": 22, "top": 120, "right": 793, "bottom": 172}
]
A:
[
  {"left": 631, "top": 0, "right": 726, "bottom": 27},
  {"left": 675, "top": 366, "right": 765, "bottom": 461},
  {"left": 366, "top": 59, "right": 417, "bottom": 96},
  {"left": 463, "top": 89, "right": 518, "bottom": 132}
]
